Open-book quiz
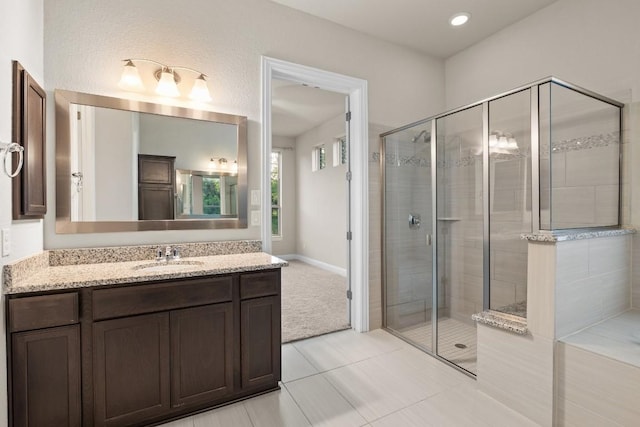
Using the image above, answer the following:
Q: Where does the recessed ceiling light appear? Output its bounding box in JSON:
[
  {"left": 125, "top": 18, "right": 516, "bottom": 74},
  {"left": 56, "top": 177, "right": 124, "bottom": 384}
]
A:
[{"left": 450, "top": 12, "right": 471, "bottom": 27}]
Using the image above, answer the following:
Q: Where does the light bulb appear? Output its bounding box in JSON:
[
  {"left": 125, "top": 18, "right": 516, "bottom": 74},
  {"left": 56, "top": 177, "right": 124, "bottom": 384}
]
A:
[
  {"left": 119, "top": 60, "right": 144, "bottom": 91},
  {"left": 507, "top": 136, "right": 518, "bottom": 150},
  {"left": 209, "top": 158, "right": 217, "bottom": 169},
  {"left": 489, "top": 133, "right": 499, "bottom": 148},
  {"left": 497, "top": 136, "right": 509, "bottom": 149},
  {"left": 189, "top": 74, "right": 212, "bottom": 102},
  {"left": 156, "top": 69, "right": 180, "bottom": 97}
]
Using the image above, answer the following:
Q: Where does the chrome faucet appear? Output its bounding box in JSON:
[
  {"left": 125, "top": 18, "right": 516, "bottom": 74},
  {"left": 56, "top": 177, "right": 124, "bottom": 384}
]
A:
[{"left": 156, "top": 246, "right": 181, "bottom": 262}]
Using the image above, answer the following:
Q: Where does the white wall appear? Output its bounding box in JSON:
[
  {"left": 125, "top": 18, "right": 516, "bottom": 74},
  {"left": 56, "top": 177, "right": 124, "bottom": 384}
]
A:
[
  {"left": 43, "top": 0, "right": 445, "bottom": 249},
  {"left": 94, "top": 107, "right": 136, "bottom": 220},
  {"left": 294, "top": 114, "right": 347, "bottom": 269},
  {"left": 0, "top": 1, "right": 44, "bottom": 425},
  {"left": 445, "top": 0, "right": 640, "bottom": 109},
  {"left": 271, "top": 135, "right": 296, "bottom": 255},
  {"left": 139, "top": 113, "right": 238, "bottom": 171}
]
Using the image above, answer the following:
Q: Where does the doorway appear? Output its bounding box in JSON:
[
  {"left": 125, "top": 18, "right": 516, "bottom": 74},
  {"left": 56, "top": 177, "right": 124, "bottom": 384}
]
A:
[
  {"left": 261, "top": 57, "right": 369, "bottom": 333},
  {"left": 270, "top": 79, "right": 350, "bottom": 342}
]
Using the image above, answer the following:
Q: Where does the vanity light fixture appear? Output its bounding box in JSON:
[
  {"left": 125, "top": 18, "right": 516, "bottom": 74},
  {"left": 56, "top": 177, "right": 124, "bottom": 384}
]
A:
[
  {"left": 209, "top": 157, "right": 229, "bottom": 170},
  {"left": 450, "top": 12, "right": 471, "bottom": 27},
  {"left": 118, "top": 58, "right": 212, "bottom": 102},
  {"left": 489, "top": 131, "right": 519, "bottom": 154}
]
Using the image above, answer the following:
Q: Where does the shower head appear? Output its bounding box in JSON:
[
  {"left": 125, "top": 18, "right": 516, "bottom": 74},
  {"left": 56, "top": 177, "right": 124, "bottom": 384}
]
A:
[{"left": 411, "top": 130, "right": 429, "bottom": 143}]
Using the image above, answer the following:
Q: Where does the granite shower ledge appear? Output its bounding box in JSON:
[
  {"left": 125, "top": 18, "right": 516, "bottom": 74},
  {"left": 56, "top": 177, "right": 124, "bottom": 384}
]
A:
[
  {"left": 521, "top": 227, "right": 635, "bottom": 242},
  {"left": 472, "top": 310, "right": 528, "bottom": 335},
  {"left": 4, "top": 252, "right": 287, "bottom": 295}
]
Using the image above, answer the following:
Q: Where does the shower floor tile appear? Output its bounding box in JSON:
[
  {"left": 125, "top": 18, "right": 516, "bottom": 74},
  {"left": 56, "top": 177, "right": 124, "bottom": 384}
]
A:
[{"left": 399, "top": 317, "right": 477, "bottom": 374}]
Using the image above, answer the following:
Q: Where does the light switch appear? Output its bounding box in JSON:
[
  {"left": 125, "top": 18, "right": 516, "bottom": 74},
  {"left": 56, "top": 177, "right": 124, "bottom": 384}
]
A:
[
  {"left": 1, "top": 228, "right": 10, "bottom": 257},
  {"left": 251, "top": 190, "right": 261, "bottom": 206},
  {"left": 251, "top": 210, "right": 261, "bottom": 226}
]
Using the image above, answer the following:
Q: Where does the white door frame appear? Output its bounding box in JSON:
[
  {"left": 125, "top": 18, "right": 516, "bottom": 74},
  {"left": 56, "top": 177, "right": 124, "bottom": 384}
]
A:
[{"left": 260, "top": 56, "right": 369, "bottom": 332}]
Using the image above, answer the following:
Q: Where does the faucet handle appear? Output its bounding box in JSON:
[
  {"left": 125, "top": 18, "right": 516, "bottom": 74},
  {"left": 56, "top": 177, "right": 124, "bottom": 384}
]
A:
[
  {"left": 156, "top": 247, "right": 165, "bottom": 262},
  {"left": 172, "top": 246, "right": 181, "bottom": 260}
]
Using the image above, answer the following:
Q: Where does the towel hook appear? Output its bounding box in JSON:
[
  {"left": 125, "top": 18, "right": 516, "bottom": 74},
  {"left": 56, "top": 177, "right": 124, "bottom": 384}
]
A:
[{"left": 1, "top": 141, "right": 24, "bottom": 178}]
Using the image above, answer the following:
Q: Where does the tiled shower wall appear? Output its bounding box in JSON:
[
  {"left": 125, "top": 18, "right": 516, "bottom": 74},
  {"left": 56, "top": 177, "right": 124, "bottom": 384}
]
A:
[
  {"left": 383, "top": 131, "right": 433, "bottom": 329},
  {"left": 539, "top": 84, "right": 621, "bottom": 229},
  {"left": 555, "top": 235, "right": 632, "bottom": 339}
]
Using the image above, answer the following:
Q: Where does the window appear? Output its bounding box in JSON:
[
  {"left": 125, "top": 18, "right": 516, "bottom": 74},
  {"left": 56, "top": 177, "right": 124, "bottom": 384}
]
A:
[
  {"left": 270, "top": 151, "right": 281, "bottom": 237},
  {"left": 312, "top": 145, "right": 326, "bottom": 171},
  {"left": 333, "top": 136, "right": 347, "bottom": 166},
  {"left": 202, "top": 176, "right": 220, "bottom": 215}
]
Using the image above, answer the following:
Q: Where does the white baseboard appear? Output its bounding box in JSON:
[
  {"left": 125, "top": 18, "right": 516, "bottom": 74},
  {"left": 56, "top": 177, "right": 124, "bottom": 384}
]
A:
[{"left": 279, "top": 254, "right": 347, "bottom": 277}]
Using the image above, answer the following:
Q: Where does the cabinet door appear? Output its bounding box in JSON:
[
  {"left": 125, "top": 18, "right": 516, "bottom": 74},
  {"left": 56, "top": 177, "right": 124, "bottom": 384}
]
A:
[
  {"left": 93, "top": 313, "right": 170, "bottom": 427},
  {"left": 170, "top": 303, "right": 234, "bottom": 409},
  {"left": 138, "top": 184, "right": 174, "bottom": 220},
  {"left": 138, "top": 154, "right": 175, "bottom": 184},
  {"left": 11, "top": 325, "right": 81, "bottom": 427},
  {"left": 240, "top": 296, "right": 281, "bottom": 390},
  {"left": 12, "top": 61, "right": 47, "bottom": 219}
]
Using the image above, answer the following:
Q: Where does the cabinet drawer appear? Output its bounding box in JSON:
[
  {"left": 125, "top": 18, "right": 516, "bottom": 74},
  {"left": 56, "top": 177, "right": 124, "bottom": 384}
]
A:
[
  {"left": 240, "top": 270, "right": 280, "bottom": 300},
  {"left": 9, "top": 292, "right": 79, "bottom": 333},
  {"left": 93, "top": 276, "right": 233, "bottom": 321}
]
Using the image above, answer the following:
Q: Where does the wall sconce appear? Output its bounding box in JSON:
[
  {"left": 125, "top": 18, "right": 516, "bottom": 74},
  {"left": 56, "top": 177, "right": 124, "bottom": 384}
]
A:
[{"left": 118, "top": 58, "right": 212, "bottom": 102}]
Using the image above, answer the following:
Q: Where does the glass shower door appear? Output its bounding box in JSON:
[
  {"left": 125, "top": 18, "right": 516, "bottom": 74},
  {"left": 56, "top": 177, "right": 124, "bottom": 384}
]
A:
[
  {"left": 435, "top": 106, "right": 483, "bottom": 374},
  {"left": 383, "top": 121, "right": 434, "bottom": 352}
]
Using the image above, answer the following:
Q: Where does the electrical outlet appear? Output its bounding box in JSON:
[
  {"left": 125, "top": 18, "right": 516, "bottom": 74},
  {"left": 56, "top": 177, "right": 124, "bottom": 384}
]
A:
[
  {"left": 1, "top": 228, "right": 10, "bottom": 257},
  {"left": 250, "top": 190, "right": 261, "bottom": 206},
  {"left": 251, "top": 210, "right": 261, "bottom": 226}
]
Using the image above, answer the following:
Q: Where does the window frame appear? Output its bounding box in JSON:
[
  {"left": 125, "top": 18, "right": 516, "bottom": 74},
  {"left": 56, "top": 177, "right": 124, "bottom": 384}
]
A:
[{"left": 270, "top": 150, "right": 282, "bottom": 239}]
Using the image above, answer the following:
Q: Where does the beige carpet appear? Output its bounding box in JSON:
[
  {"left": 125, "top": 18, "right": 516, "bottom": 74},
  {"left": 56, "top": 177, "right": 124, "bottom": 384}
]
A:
[{"left": 281, "top": 259, "right": 350, "bottom": 343}]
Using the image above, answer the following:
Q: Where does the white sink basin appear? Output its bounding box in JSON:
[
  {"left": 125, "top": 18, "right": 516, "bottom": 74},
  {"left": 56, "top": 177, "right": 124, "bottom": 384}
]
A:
[{"left": 133, "top": 260, "right": 205, "bottom": 273}]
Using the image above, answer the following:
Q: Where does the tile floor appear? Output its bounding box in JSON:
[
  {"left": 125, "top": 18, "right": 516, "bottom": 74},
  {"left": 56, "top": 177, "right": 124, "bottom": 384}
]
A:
[
  {"left": 399, "top": 317, "right": 478, "bottom": 374},
  {"left": 160, "top": 329, "right": 538, "bottom": 427}
]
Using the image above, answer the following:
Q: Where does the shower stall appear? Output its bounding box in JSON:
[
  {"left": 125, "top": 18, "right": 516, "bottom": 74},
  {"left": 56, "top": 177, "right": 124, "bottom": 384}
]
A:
[{"left": 382, "top": 77, "right": 623, "bottom": 375}]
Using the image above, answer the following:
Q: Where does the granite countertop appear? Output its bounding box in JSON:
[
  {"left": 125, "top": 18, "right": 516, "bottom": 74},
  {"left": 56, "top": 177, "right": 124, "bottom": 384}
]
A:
[
  {"left": 472, "top": 310, "right": 528, "bottom": 335},
  {"left": 521, "top": 227, "right": 635, "bottom": 242},
  {"left": 4, "top": 244, "right": 287, "bottom": 294}
]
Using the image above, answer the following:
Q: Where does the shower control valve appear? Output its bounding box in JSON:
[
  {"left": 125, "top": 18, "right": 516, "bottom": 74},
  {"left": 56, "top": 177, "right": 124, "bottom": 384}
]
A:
[{"left": 409, "top": 213, "right": 421, "bottom": 229}]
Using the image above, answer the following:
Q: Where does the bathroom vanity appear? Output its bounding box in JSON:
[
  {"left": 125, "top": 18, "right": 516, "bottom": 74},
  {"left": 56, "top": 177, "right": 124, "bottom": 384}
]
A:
[{"left": 4, "top": 245, "right": 285, "bottom": 427}]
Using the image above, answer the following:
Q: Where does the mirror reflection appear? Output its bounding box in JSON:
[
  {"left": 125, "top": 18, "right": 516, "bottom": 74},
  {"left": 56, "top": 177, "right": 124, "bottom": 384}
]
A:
[
  {"left": 175, "top": 168, "right": 238, "bottom": 218},
  {"left": 69, "top": 105, "right": 238, "bottom": 222},
  {"left": 55, "top": 89, "right": 247, "bottom": 233}
]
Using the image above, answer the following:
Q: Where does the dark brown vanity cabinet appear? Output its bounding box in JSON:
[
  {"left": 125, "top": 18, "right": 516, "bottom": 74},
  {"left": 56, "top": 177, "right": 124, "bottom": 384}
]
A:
[
  {"left": 170, "top": 303, "right": 234, "bottom": 408},
  {"left": 7, "top": 269, "right": 281, "bottom": 427},
  {"left": 8, "top": 293, "right": 81, "bottom": 427},
  {"left": 138, "top": 154, "right": 176, "bottom": 220},
  {"left": 93, "top": 313, "right": 171, "bottom": 427},
  {"left": 240, "top": 271, "right": 281, "bottom": 390},
  {"left": 92, "top": 304, "right": 235, "bottom": 427}
]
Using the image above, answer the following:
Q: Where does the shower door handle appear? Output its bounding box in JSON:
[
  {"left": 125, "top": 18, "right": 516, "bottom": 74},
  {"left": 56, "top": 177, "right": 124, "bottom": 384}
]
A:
[{"left": 426, "top": 234, "right": 432, "bottom": 246}]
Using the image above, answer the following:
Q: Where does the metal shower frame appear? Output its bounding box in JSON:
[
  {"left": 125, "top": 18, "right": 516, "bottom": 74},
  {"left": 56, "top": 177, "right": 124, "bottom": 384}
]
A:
[{"left": 380, "top": 76, "right": 624, "bottom": 376}]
